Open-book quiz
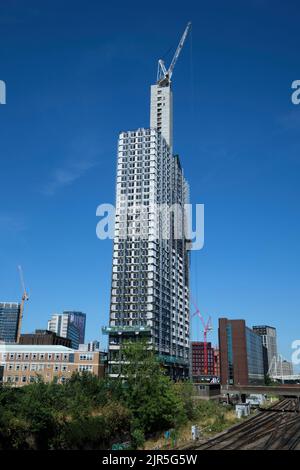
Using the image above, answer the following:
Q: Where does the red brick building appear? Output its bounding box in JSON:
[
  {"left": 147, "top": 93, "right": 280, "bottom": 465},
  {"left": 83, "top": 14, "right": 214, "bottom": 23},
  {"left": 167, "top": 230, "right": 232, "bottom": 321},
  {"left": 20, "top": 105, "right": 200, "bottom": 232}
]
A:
[
  {"left": 191, "top": 341, "right": 215, "bottom": 378},
  {"left": 218, "top": 318, "right": 265, "bottom": 385}
]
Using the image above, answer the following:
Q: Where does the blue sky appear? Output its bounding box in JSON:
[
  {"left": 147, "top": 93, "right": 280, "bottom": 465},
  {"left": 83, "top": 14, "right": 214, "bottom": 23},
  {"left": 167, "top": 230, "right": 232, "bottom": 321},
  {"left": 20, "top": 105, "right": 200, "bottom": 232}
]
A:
[{"left": 0, "top": 0, "right": 299, "bottom": 364}]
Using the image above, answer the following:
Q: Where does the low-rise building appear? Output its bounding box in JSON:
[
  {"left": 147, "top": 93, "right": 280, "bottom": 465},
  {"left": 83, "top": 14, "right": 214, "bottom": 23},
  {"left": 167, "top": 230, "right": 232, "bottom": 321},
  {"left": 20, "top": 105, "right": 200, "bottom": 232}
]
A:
[
  {"left": 191, "top": 341, "right": 215, "bottom": 378},
  {"left": 0, "top": 344, "right": 105, "bottom": 386},
  {"left": 79, "top": 340, "right": 100, "bottom": 352},
  {"left": 20, "top": 329, "right": 72, "bottom": 348}
]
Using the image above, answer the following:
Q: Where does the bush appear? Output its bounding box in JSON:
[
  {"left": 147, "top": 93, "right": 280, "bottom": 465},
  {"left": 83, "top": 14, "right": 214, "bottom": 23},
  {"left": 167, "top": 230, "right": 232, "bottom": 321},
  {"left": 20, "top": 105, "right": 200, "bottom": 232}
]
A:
[{"left": 131, "top": 428, "right": 145, "bottom": 449}]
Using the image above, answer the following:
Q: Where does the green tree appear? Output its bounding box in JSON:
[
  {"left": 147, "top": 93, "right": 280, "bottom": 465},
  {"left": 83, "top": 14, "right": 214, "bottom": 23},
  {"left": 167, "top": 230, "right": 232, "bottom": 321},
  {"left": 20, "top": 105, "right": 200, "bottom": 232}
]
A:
[{"left": 120, "top": 340, "right": 187, "bottom": 433}]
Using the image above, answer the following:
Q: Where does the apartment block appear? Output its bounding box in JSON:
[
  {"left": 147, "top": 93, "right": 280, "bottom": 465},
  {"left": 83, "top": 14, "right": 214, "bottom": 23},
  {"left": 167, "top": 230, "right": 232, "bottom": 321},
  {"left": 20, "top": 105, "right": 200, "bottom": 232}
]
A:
[{"left": 106, "top": 29, "right": 191, "bottom": 379}]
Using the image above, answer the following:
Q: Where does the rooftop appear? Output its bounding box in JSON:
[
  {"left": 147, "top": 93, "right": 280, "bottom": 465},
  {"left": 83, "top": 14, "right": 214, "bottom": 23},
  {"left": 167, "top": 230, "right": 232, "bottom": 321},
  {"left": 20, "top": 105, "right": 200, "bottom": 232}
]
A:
[{"left": 0, "top": 344, "right": 74, "bottom": 353}]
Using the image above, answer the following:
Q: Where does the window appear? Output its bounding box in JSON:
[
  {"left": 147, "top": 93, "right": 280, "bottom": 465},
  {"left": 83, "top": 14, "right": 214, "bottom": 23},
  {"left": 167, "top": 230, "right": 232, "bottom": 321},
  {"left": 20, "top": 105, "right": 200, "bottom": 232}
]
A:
[
  {"left": 78, "top": 365, "right": 93, "bottom": 372},
  {"left": 79, "top": 354, "right": 93, "bottom": 361}
]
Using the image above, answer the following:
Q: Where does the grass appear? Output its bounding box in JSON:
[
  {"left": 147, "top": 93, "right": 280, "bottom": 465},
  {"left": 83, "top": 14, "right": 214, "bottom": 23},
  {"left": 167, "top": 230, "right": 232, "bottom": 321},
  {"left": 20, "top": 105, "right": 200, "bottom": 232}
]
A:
[{"left": 143, "top": 400, "right": 241, "bottom": 450}]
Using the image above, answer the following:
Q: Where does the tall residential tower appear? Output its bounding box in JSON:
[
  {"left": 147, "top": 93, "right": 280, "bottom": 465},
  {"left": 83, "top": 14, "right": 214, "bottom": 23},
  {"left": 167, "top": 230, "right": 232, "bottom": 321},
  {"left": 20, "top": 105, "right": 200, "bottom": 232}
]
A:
[{"left": 105, "top": 24, "right": 192, "bottom": 379}]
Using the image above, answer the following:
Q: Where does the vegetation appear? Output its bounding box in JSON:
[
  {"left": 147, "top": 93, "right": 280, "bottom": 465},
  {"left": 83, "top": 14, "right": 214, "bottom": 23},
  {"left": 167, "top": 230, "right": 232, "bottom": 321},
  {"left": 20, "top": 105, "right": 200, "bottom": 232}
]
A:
[{"left": 0, "top": 342, "right": 235, "bottom": 450}]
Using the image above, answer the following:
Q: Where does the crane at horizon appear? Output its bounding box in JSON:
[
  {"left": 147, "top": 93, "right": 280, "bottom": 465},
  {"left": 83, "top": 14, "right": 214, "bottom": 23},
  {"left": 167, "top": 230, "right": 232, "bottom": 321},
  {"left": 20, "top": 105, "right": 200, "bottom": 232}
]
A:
[{"left": 16, "top": 265, "right": 29, "bottom": 343}]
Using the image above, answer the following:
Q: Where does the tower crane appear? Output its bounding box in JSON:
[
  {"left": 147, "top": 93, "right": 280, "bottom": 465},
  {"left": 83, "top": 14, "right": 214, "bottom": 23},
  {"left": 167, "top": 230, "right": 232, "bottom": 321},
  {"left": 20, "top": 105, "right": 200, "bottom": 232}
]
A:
[
  {"left": 157, "top": 21, "right": 192, "bottom": 87},
  {"left": 16, "top": 265, "right": 29, "bottom": 343},
  {"left": 191, "top": 298, "right": 213, "bottom": 376}
]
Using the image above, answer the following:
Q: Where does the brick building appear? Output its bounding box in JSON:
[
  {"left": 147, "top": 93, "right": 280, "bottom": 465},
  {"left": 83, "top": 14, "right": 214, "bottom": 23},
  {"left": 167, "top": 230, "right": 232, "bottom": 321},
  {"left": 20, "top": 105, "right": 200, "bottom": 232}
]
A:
[
  {"left": 191, "top": 341, "right": 215, "bottom": 378},
  {"left": 0, "top": 344, "right": 105, "bottom": 386},
  {"left": 214, "top": 348, "right": 220, "bottom": 377},
  {"left": 218, "top": 318, "right": 265, "bottom": 385},
  {"left": 19, "top": 329, "right": 72, "bottom": 348}
]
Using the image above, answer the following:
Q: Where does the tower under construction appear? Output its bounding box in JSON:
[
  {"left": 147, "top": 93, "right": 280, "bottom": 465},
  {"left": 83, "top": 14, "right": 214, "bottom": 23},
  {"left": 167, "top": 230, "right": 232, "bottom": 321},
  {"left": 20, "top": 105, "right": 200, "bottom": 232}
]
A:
[{"left": 105, "top": 23, "right": 192, "bottom": 378}]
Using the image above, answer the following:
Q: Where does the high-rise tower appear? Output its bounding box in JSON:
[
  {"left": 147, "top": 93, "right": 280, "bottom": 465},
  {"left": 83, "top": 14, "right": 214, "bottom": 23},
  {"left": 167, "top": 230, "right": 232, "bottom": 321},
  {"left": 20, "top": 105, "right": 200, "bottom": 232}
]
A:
[{"left": 105, "top": 24, "right": 191, "bottom": 379}]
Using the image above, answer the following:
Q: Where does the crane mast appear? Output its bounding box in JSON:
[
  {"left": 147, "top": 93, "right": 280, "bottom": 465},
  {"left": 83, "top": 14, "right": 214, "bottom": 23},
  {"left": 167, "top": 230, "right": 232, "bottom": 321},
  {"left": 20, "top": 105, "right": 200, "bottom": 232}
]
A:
[
  {"left": 16, "top": 265, "right": 29, "bottom": 343},
  {"left": 191, "top": 298, "right": 213, "bottom": 376},
  {"left": 157, "top": 21, "right": 192, "bottom": 87}
]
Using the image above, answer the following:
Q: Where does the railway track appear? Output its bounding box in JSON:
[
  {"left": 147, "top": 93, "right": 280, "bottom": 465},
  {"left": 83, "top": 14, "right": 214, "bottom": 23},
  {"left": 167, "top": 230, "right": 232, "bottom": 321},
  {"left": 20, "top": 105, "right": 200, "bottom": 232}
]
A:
[{"left": 186, "top": 398, "right": 300, "bottom": 450}]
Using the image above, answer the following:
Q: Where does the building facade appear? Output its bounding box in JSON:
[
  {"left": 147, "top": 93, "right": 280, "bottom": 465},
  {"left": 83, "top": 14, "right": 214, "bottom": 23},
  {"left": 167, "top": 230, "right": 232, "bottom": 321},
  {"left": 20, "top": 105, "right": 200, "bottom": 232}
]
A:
[
  {"left": 191, "top": 342, "right": 215, "bottom": 378},
  {"left": 47, "top": 311, "right": 86, "bottom": 349},
  {"left": 214, "top": 348, "right": 220, "bottom": 377},
  {"left": 219, "top": 318, "right": 265, "bottom": 385},
  {"left": 20, "top": 329, "right": 72, "bottom": 348},
  {"left": 0, "top": 302, "right": 20, "bottom": 343},
  {"left": 63, "top": 311, "right": 86, "bottom": 344},
  {"left": 79, "top": 340, "right": 100, "bottom": 352},
  {"left": 252, "top": 325, "right": 277, "bottom": 373},
  {"left": 0, "top": 344, "right": 104, "bottom": 386},
  {"left": 106, "top": 42, "right": 190, "bottom": 379}
]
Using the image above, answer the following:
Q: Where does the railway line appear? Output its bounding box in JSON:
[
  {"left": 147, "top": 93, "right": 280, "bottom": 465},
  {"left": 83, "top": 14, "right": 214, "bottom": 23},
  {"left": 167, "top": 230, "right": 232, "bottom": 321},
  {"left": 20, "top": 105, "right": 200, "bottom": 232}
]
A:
[{"left": 186, "top": 398, "right": 300, "bottom": 450}]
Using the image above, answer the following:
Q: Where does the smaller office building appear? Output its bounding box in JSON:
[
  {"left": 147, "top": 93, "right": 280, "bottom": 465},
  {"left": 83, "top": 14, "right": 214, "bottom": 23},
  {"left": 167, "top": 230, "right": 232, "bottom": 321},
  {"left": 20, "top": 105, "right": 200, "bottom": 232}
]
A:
[
  {"left": 219, "top": 318, "right": 265, "bottom": 385},
  {"left": 0, "top": 344, "right": 105, "bottom": 386},
  {"left": 20, "top": 329, "right": 72, "bottom": 348}
]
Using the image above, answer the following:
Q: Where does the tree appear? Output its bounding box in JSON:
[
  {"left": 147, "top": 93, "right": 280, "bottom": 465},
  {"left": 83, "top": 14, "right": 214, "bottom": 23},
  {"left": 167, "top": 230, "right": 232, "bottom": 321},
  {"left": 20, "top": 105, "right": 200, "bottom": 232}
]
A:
[{"left": 120, "top": 340, "right": 186, "bottom": 433}]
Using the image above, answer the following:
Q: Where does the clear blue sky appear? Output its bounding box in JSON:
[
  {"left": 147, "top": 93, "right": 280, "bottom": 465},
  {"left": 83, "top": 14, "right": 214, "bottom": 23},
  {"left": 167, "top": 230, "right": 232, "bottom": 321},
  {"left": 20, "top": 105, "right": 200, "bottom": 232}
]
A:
[{"left": 0, "top": 0, "right": 299, "bottom": 364}]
